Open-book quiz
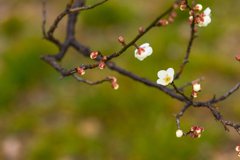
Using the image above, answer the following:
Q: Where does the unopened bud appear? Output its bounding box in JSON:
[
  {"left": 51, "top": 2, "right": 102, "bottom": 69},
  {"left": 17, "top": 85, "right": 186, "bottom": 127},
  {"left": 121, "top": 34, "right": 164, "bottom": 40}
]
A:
[
  {"left": 118, "top": 36, "right": 125, "bottom": 44},
  {"left": 192, "top": 91, "right": 198, "bottom": 98},
  {"left": 188, "top": 16, "right": 193, "bottom": 25},
  {"left": 238, "top": 152, "right": 240, "bottom": 157},
  {"left": 108, "top": 76, "right": 117, "bottom": 83},
  {"left": 102, "top": 56, "right": 107, "bottom": 62},
  {"left": 172, "top": 3, "right": 179, "bottom": 10},
  {"left": 194, "top": 27, "right": 198, "bottom": 33},
  {"left": 193, "top": 4, "right": 202, "bottom": 12},
  {"left": 175, "top": 129, "right": 183, "bottom": 138},
  {"left": 236, "top": 55, "right": 240, "bottom": 61},
  {"left": 189, "top": 10, "right": 194, "bottom": 16},
  {"left": 189, "top": 132, "right": 195, "bottom": 138},
  {"left": 111, "top": 82, "right": 119, "bottom": 90},
  {"left": 90, "top": 52, "right": 98, "bottom": 59},
  {"left": 139, "top": 27, "right": 145, "bottom": 33},
  {"left": 180, "top": 4, "right": 187, "bottom": 11},
  {"left": 76, "top": 67, "right": 85, "bottom": 75},
  {"left": 158, "top": 20, "right": 168, "bottom": 26},
  {"left": 98, "top": 62, "right": 106, "bottom": 70},
  {"left": 236, "top": 146, "right": 240, "bottom": 152},
  {"left": 168, "top": 16, "right": 174, "bottom": 24},
  {"left": 190, "top": 126, "right": 195, "bottom": 132},
  {"left": 170, "top": 12, "right": 177, "bottom": 18}
]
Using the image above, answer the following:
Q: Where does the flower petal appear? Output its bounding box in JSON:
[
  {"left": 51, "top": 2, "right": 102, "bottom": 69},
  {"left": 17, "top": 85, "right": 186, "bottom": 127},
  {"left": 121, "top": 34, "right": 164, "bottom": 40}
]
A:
[
  {"left": 140, "top": 43, "right": 149, "bottom": 48},
  {"left": 146, "top": 46, "right": 153, "bottom": 56},
  {"left": 167, "top": 68, "right": 174, "bottom": 77},
  {"left": 157, "top": 70, "right": 167, "bottom": 79},
  {"left": 157, "top": 79, "right": 169, "bottom": 86},
  {"left": 204, "top": 7, "right": 211, "bottom": 16}
]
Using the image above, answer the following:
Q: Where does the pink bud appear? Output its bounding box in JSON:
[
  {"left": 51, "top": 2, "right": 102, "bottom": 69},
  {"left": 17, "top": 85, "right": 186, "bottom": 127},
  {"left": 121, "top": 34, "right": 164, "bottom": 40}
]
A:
[
  {"left": 108, "top": 76, "right": 117, "bottom": 83},
  {"left": 111, "top": 82, "right": 119, "bottom": 90},
  {"left": 238, "top": 152, "right": 240, "bottom": 157},
  {"left": 139, "top": 27, "right": 145, "bottom": 33},
  {"left": 102, "top": 56, "right": 107, "bottom": 62},
  {"left": 158, "top": 20, "right": 168, "bottom": 26},
  {"left": 180, "top": 4, "right": 187, "bottom": 11},
  {"left": 77, "top": 67, "right": 85, "bottom": 75},
  {"left": 192, "top": 91, "right": 198, "bottom": 98},
  {"left": 236, "top": 146, "right": 240, "bottom": 152},
  {"left": 195, "top": 126, "right": 202, "bottom": 134},
  {"left": 188, "top": 16, "right": 193, "bottom": 25},
  {"left": 90, "top": 52, "right": 98, "bottom": 59},
  {"left": 189, "top": 10, "right": 194, "bottom": 16},
  {"left": 118, "top": 36, "right": 125, "bottom": 44},
  {"left": 98, "top": 62, "right": 106, "bottom": 70},
  {"left": 189, "top": 132, "right": 195, "bottom": 138},
  {"left": 190, "top": 126, "right": 195, "bottom": 132},
  {"left": 168, "top": 16, "right": 174, "bottom": 24},
  {"left": 170, "top": 12, "right": 177, "bottom": 18},
  {"left": 236, "top": 55, "right": 240, "bottom": 61},
  {"left": 172, "top": 3, "right": 179, "bottom": 10}
]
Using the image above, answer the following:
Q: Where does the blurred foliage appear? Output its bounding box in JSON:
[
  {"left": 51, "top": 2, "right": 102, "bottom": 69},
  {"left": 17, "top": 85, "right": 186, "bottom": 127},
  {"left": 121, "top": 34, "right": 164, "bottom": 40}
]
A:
[{"left": 0, "top": 0, "right": 240, "bottom": 160}]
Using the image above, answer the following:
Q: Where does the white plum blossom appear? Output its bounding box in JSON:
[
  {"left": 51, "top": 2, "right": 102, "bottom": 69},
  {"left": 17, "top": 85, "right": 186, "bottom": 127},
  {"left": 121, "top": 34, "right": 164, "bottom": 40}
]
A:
[
  {"left": 157, "top": 68, "right": 174, "bottom": 86},
  {"left": 176, "top": 129, "right": 183, "bottom": 138},
  {"left": 134, "top": 43, "right": 153, "bottom": 61},
  {"left": 198, "top": 7, "right": 211, "bottom": 27},
  {"left": 192, "top": 82, "right": 201, "bottom": 92}
]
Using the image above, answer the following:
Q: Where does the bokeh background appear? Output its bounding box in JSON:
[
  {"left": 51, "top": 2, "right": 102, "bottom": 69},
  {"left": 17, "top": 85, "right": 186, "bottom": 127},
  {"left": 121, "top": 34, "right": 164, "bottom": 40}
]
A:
[{"left": 0, "top": 0, "right": 240, "bottom": 159}]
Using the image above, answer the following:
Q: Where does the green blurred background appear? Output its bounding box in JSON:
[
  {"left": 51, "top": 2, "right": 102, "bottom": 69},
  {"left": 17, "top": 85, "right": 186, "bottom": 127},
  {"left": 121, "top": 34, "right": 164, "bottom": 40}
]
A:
[{"left": 0, "top": 0, "right": 240, "bottom": 159}]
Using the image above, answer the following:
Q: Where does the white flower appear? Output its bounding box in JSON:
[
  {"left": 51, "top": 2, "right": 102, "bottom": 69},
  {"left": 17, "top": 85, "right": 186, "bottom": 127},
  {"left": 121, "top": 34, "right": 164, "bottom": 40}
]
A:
[
  {"left": 157, "top": 68, "right": 174, "bottom": 86},
  {"left": 176, "top": 129, "right": 183, "bottom": 138},
  {"left": 192, "top": 82, "right": 201, "bottom": 92},
  {"left": 134, "top": 43, "right": 153, "bottom": 61},
  {"left": 198, "top": 7, "right": 211, "bottom": 27}
]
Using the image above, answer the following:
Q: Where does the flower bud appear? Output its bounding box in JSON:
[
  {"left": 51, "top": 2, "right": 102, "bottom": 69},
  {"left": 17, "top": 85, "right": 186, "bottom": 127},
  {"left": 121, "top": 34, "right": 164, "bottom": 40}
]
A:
[
  {"left": 238, "top": 152, "right": 240, "bottom": 157},
  {"left": 195, "top": 127, "right": 202, "bottom": 134},
  {"left": 108, "top": 76, "right": 117, "bottom": 83},
  {"left": 192, "top": 82, "right": 201, "bottom": 92},
  {"left": 236, "top": 55, "right": 240, "bottom": 61},
  {"left": 139, "top": 27, "right": 144, "bottom": 33},
  {"left": 172, "top": 3, "right": 179, "bottom": 10},
  {"left": 98, "top": 62, "right": 106, "bottom": 70},
  {"left": 102, "top": 56, "right": 107, "bottom": 62},
  {"left": 236, "top": 146, "right": 240, "bottom": 152},
  {"left": 190, "top": 126, "right": 195, "bottom": 132},
  {"left": 180, "top": 4, "right": 187, "bottom": 11},
  {"left": 188, "top": 16, "right": 193, "bottom": 25},
  {"left": 158, "top": 20, "right": 168, "bottom": 26},
  {"left": 189, "top": 10, "right": 194, "bottom": 16},
  {"left": 170, "top": 12, "right": 177, "bottom": 18},
  {"left": 76, "top": 67, "right": 85, "bottom": 75},
  {"left": 118, "top": 36, "right": 125, "bottom": 44},
  {"left": 111, "top": 82, "right": 119, "bottom": 90},
  {"left": 90, "top": 52, "right": 98, "bottom": 59},
  {"left": 168, "top": 16, "right": 174, "bottom": 24},
  {"left": 192, "top": 91, "right": 198, "bottom": 98},
  {"left": 189, "top": 132, "right": 195, "bottom": 138},
  {"left": 175, "top": 129, "right": 183, "bottom": 138},
  {"left": 193, "top": 4, "right": 203, "bottom": 12}
]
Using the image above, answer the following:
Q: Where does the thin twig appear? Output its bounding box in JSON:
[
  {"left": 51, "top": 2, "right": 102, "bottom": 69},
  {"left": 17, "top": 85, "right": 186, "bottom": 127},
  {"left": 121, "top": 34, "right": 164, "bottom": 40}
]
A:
[{"left": 70, "top": 0, "right": 108, "bottom": 13}]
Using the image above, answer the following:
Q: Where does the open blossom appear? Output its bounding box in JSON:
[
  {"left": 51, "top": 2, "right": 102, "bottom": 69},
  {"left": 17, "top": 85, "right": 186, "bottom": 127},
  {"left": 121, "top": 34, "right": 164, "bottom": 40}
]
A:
[
  {"left": 192, "top": 82, "right": 201, "bottom": 92},
  {"left": 157, "top": 68, "right": 174, "bottom": 86},
  {"left": 198, "top": 7, "right": 211, "bottom": 27},
  {"left": 134, "top": 43, "right": 153, "bottom": 61}
]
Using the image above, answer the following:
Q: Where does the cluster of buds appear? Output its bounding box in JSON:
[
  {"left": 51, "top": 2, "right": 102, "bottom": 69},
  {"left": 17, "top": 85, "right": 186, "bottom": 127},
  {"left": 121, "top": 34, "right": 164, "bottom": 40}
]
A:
[
  {"left": 236, "top": 55, "right": 240, "bottom": 61},
  {"left": 189, "top": 126, "right": 204, "bottom": 138},
  {"left": 191, "top": 82, "right": 201, "bottom": 98},
  {"left": 76, "top": 67, "right": 85, "bottom": 75},
  {"left": 235, "top": 146, "right": 240, "bottom": 157},
  {"left": 175, "top": 129, "right": 184, "bottom": 138},
  {"left": 108, "top": 76, "right": 119, "bottom": 90}
]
